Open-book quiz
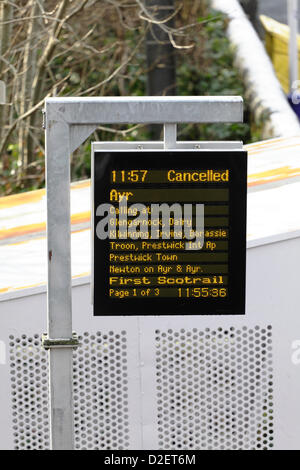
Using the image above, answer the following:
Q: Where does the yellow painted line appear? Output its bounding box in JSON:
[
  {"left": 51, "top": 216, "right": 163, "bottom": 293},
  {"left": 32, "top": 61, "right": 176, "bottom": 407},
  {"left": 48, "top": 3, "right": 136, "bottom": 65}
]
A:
[
  {"left": 248, "top": 142, "right": 300, "bottom": 156},
  {"left": 73, "top": 272, "right": 90, "bottom": 279},
  {"left": 245, "top": 136, "right": 291, "bottom": 150},
  {"left": 72, "top": 227, "right": 90, "bottom": 235},
  {"left": 71, "top": 180, "right": 90, "bottom": 190},
  {"left": 1, "top": 273, "right": 90, "bottom": 294},
  {"left": 248, "top": 166, "right": 300, "bottom": 186},
  {"left": 0, "top": 180, "right": 90, "bottom": 211},
  {"left": 14, "top": 282, "right": 45, "bottom": 291},
  {"left": 71, "top": 211, "right": 90, "bottom": 225},
  {"left": 248, "top": 166, "right": 300, "bottom": 180},
  {"left": 0, "top": 211, "right": 91, "bottom": 241},
  {"left": 5, "top": 227, "right": 90, "bottom": 247},
  {"left": 0, "top": 222, "right": 46, "bottom": 241},
  {"left": 248, "top": 174, "right": 300, "bottom": 187},
  {"left": 4, "top": 235, "right": 46, "bottom": 247},
  {"left": 0, "top": 287, "right": 10, "bottom": 294},
  {"left": 0, "top": 188, "right": 45, "bottom": 210}
]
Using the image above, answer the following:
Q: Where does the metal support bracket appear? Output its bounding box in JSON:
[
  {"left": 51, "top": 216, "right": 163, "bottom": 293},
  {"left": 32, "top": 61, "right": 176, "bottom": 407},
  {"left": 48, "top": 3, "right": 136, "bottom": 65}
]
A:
[
  {"left": 45, "top": 95, "right": 244, "bottom": 450},
  {"left": 42, "top": 333, "right": 80, "bottom": 350}
]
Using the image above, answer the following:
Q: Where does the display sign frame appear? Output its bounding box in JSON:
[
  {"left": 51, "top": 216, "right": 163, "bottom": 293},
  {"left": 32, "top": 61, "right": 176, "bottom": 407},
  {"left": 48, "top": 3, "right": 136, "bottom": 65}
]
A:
[{"left": 92, "top": 146, "right": 247, "bottom": 316}]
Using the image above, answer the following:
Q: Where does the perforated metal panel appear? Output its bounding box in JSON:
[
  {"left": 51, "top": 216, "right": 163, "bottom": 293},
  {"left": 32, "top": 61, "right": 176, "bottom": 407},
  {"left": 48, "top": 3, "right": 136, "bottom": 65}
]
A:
[
  {"left": 155, "top": 326, "right": 274, "bottom": 450},
  {"left": 9, "top": 334, "right": 50, "bottom": 450},
  {"left": 8, "top": 330, "right": 130, "bottom": 451},
  {"left": 73, "top": 331, "right": 130, "bottom": 450},
  {"left": 2, "top": 237, "right": 300, "bottom": 450},
  {"left": 8, "top": 325, "right": 273, "bottom": 451}
]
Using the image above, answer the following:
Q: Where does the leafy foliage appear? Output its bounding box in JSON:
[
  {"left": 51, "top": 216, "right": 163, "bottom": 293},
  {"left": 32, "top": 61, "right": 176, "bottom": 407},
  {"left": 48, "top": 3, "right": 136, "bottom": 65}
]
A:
[
  {"left": 177, "top": 9, "right": 255, "bottom": 142},
  {"left": 0, "top": 1, "right": 262, "bottom": 196}
]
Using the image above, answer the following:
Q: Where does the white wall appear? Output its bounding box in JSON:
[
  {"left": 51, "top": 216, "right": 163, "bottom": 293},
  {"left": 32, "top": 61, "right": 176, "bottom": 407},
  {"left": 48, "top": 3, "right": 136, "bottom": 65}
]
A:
[{"left": 1, "top": 237, "right": 300, "bottom": 449}]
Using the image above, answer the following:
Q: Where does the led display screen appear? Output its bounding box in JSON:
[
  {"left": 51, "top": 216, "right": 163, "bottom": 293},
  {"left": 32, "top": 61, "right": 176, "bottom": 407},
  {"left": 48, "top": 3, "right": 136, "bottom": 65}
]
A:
[{"left": 93, "top": 150, "right": 247, "bottom": 315}]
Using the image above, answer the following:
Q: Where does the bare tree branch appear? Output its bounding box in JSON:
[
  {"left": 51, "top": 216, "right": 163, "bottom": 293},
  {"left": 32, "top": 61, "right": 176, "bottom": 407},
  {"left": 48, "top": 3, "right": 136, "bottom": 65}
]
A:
[{"left": 78, "top": 28, "right": 147, "bottom": 96}]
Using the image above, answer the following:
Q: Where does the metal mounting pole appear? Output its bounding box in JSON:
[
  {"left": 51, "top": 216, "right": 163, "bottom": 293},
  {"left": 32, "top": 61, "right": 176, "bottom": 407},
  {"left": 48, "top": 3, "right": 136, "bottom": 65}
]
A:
[
  {"left": 45, "top": 118, "right": 75, "bottom": 450},
  {"left": 288, "top": 0, "right": 299, "bottom": 92}
]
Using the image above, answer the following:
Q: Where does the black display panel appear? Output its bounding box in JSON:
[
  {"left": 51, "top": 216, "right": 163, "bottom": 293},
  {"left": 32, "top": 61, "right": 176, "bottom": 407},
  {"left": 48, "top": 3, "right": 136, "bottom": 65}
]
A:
[{"left": 93, "top": 150, "right": 247, "bottom": 316}]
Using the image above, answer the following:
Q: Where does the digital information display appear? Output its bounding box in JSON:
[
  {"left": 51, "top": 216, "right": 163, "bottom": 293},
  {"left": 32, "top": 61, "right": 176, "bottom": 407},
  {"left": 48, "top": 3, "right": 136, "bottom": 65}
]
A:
[{"left": 93, "top": 150, "right": 247, "bottom": 316}]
